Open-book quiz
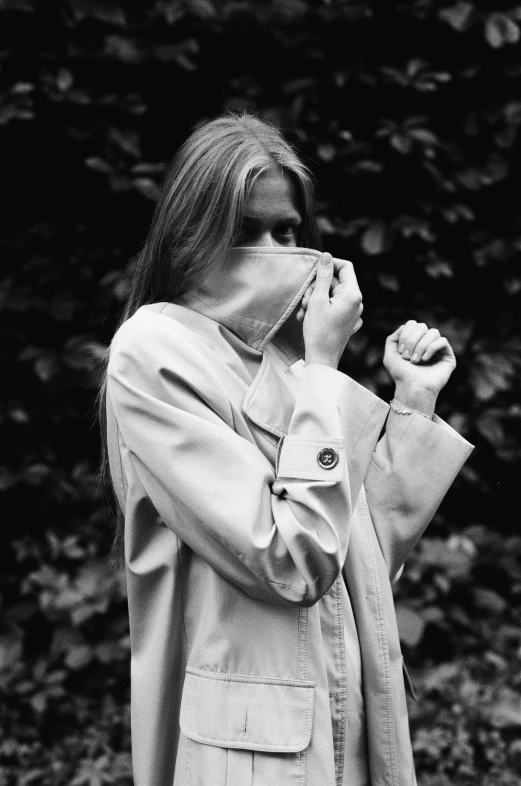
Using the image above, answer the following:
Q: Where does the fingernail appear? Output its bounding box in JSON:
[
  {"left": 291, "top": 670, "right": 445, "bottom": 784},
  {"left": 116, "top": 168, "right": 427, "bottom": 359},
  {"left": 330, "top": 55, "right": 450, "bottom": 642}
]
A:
[
  {"left": 320, "top": 253, "right": 331, "bottom": 267},
  {"left": 403, "top": 350, "right": 411, "bottom": 359},
  {"left": 399, "top": 344, "right": 405, "bottom": 353},
  {"left": 411, "top": 353, "right": 419, "bottom": 362}
]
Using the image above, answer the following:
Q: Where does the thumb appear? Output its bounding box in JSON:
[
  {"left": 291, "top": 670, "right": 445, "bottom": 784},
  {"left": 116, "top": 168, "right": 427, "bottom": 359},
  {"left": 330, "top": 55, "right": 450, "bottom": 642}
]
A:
[
  {"left": 312, "top": 252, "right": 334, "bottom": 298},
  {"left": 386, "top": 325, "right": 403, "bottom": 346}
]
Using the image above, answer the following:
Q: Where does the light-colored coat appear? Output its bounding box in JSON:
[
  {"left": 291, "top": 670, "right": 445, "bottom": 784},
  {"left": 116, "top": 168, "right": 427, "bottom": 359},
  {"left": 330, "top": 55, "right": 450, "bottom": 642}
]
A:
[{"left": 106, "top": 247, "right": 473, "bottom": 786}]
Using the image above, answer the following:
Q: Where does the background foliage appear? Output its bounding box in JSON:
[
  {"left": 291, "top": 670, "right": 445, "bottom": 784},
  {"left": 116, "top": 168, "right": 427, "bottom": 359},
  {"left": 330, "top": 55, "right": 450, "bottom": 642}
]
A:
[{"left": 1, "top": 0, "right": 521, "bottom": 783}]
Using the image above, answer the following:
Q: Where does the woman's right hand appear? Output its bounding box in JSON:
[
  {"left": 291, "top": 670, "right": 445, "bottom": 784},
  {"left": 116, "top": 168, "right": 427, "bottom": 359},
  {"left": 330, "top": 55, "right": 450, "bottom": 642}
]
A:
[{"left": 302, "top": 252, "right": 363, "bottom": 369}]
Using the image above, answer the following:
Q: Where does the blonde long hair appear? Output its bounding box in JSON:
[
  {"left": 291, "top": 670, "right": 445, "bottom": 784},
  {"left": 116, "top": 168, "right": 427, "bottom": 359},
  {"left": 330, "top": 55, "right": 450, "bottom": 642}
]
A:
[{"left": 99, "top": 111, "right": 321, "bottom": 561}]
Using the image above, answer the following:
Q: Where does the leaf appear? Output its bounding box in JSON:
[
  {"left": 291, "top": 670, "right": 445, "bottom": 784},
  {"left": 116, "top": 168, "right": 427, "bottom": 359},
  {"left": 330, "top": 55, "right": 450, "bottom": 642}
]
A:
[
  {"left": 70, "top": 0, "right": 126, "bottom": 26},
  {"left": 152, "top": 39, "right": 199, "bottom": 69},
  {"left": 316, "top": 215, "right": 336, "bottom": 235},
  {"left": 505, "top": 101, "right": 521, "bottom": 124},
  {"left": 408, "top": 128, "right": 439, "bottom": 146},
  {"left": 108, "top": 127, "right": 141, "bottom": 157},
  {"left": 0, "top": 0, "right": 35, "bottom": 9},
  {"left": 183, "top": 0, "right": 215, "bottom": 18},
  {"left": 85, "top": 156, "right": 112, "bottom": 173},
  {"left": 75, "top": 561, "right": 110, "bottom": 597},
  {"left": 65, "top": 644, "right": 93, "bottom": 670},
  {"left": 390, "top": 133, "right": 412, "bottom": 154},
  {"left": 485, "top": 14, "right": 520, "bottom": 48},
  {"left": 476, "top": 412, "right": 505, "bottom": 447},
  {"left": 0, "top": 630, "right": 23, "bottom": 671},
  {"left": 425, "top": 259, "right": 454, "bottom": 278},
  {"left": 361, "top": 220, "right": 386, "bottom": 255},
  {"left": 473, "top": 588, "right": 507, "bottom": 614},
  {"left": 471, "top": 353, "right": 515, "bottom": 401},
  {"left": 104, "top": 34, "right": 142, "bottom": 63},
  {"left": 34, "top": 354, "right": 60, "bottom": 382},
  {"left": 56, "top": 68, "right": 74, "bottom": 92},
  {"left": 484, "top": 687, "right": 521, "bottom": 728},
  {"left": 439, "top": 2, "right": 474, "bottom": 31},
  {"left": 0, "top": 465, "right": 17, "bottom": 491},
  {"left": 62, "top": 337, "right": 107, "bottom": 371},
  {"left": 317, "top": 143, "right": 336, "bottom": 162},
  {"left": 418, "top": 537, "right": 475, "bottom": 580},
  {"left": 133, "top": 177, "right": 161, "bottom": 201},
  {"left": 377, "top": 272, "right": 399, "bottom": 292},
  {"left": 396, "top": 604, "right": 426, "bottom": 647}
]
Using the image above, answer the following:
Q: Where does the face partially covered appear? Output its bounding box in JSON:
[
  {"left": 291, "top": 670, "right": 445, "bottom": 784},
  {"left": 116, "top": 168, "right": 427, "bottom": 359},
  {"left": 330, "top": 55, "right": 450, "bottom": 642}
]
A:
[{"left": 234, "top": 168, "right": 302, "bottom": 248}]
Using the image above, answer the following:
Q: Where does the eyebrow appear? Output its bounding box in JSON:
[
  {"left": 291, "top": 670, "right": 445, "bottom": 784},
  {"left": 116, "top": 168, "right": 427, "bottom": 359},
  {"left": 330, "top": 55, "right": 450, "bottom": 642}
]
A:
[{"left": 241, "top": 212, "right": 302, "bottom": 224}]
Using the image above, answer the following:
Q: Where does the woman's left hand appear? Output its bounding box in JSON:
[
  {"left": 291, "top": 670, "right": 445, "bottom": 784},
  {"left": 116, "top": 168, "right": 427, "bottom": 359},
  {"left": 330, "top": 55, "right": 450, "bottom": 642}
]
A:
[{"left": 384, "top": 320, "right": 456, "bottom": 396}]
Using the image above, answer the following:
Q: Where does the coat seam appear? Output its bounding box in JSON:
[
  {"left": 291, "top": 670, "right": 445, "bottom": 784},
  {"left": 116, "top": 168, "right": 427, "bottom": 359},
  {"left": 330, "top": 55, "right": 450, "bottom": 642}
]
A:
[
  {"left": 360, "top": 490, "right": 399, "bottom": 786},
  {"left": 347, "top": 400, "right": 385, "bottom": 461},
  {"left": 334, "top": 580, "right": 347, "bottom": 786}
]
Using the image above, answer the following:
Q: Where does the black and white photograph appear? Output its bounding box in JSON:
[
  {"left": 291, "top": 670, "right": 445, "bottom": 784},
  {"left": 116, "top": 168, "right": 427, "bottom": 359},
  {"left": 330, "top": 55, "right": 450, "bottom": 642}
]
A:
[{"left": 1, "top": 2, "right": 520, "bottom": 785}]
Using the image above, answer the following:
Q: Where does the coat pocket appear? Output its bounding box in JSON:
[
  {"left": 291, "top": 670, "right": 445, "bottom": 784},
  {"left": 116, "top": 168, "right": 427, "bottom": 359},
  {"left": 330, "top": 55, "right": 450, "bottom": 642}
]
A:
[{"left": 175, "top": 667, "right": 315, "bottom": 786}]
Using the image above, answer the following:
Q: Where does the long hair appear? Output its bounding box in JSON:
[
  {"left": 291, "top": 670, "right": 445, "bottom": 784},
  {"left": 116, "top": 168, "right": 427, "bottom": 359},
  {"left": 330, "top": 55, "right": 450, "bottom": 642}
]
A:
[{"left": 98, "top": 111, "right": 321, "bottom": 564}]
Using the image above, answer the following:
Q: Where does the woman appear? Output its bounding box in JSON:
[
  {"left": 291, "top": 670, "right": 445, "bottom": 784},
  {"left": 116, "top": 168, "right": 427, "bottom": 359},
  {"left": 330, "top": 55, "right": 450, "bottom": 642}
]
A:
[{"left": 102, "top": 113, "right": 473, "bottom": 786}]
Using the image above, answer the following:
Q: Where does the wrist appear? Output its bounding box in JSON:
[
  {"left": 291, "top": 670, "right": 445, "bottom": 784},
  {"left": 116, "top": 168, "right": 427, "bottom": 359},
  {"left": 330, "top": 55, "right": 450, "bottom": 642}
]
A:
[
  {"left": 393, "top": 384, "right": 437, "bottom": 418},
  {"left": 304, "top": 355, "right": 339, "bottom": 369}
]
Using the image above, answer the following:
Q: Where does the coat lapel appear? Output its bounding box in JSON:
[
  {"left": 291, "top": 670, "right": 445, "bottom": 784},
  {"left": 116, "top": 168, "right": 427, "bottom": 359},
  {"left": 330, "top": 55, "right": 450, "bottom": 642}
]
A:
[{"left": 242, "top": 350, "right": 300, "bottom": 439}]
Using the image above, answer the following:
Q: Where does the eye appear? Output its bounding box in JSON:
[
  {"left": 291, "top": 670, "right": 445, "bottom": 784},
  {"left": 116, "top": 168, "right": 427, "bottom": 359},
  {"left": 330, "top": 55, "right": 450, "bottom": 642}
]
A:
[{"left": 276, "top": 224, "right": 299, "bottom": 240}]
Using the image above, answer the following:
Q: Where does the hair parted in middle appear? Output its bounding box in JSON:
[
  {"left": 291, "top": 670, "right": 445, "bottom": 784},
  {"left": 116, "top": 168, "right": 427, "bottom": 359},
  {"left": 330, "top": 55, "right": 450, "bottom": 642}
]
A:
[{"left": 120, "top": 111, "right": 321, "bottom": 326}]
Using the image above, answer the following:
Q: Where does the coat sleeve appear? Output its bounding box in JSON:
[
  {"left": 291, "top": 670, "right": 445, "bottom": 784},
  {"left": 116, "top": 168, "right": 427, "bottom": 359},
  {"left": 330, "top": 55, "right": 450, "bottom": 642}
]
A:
[
  {"left": 364, "top": 408, "right": 474, "bottom": 582},
  {"left": 107, "top": 320, "right": 389, "bottom": 606}
]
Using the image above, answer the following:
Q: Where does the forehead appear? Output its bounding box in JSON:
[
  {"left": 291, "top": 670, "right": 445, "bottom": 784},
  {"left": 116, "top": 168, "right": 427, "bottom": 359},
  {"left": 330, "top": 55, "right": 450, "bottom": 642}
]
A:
[{"left": 243, "top": 168, "right": 301, "bottom": 222}]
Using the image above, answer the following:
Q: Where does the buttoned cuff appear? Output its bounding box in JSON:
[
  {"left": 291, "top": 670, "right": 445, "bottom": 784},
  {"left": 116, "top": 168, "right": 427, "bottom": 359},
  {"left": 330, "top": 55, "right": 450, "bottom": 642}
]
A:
[{"left": 277, "top": 436, "right": 346, "bottom": 480}]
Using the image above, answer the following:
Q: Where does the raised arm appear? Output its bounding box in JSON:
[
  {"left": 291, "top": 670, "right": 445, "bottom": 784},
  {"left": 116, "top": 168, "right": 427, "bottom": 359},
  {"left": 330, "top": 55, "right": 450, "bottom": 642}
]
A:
[{"left": 365, "top": 321, "right": 474, "bottom": 580}]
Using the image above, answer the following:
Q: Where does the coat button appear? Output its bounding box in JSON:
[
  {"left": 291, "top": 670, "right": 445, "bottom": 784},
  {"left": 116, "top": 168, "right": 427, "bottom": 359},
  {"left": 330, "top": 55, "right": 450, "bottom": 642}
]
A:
[{"left": 317, "top": 447, "right": 339, "bottom": 470}]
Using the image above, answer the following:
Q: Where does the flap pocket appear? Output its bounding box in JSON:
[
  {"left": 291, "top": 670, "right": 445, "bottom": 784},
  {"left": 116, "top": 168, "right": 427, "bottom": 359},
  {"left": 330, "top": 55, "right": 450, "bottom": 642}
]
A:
[{"left": 180, "top": 667, "right": 315, "bottom": 753}]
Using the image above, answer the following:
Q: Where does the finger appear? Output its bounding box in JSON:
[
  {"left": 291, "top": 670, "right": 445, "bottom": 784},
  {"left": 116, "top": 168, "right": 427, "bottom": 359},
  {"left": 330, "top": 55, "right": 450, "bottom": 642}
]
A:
[
  {"left": 335, "top": 258, "right": 362, "bottom": 298},
  {"left": 330, "top": 275, "right": 340, "bottom": 296},
  {"left": 421, "top": 336, "right": 452, "bottom": 362},
  {"left": 401, "top": 322, "right": 428, "bottom": 359},
  {"left": 398, "top": 320, "right": 419, "bottom": 352},
  {"left": 387, "top": 325, "right": 405, "bottom": 344},
  {"left": 312, "top": 252, "right": 334, "bottom": 298},
  {"left": 302, "top": 282, "right": 315, "bottom": 308},
  {"left": 410, "top": 328, "right": 441, "bottom": 363}
]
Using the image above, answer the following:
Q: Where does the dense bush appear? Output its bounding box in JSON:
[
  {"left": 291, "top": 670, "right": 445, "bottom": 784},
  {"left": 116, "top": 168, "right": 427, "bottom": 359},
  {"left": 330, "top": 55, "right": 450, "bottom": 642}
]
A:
[{"left": 1, "top": 1, "right": 520, "bottom": 783}]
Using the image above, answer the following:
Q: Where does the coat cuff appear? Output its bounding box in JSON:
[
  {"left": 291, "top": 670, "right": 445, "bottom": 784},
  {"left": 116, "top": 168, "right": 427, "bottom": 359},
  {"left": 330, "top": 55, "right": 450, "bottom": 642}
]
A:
[
  {"left": 277, "top": 437, "right": 346, "bottom": 480},
  {"left": 280, "top": 365, "right": 389, "bottom": 487},
  {"left": 383, "top": 408, "right": 474, "bottom": 470}
]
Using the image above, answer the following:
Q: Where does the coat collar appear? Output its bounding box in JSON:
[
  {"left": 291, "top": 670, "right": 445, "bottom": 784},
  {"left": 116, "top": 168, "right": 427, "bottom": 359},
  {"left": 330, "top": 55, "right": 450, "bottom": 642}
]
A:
[{"left": 176, "top": 247, "right": 321, "bottom": 366}]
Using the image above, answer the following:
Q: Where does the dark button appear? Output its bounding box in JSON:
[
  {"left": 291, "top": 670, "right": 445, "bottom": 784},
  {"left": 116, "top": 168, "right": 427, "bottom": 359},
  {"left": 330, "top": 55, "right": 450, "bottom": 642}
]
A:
[{"left": 317, "top": 447, "right": 339, "bottom": 470}]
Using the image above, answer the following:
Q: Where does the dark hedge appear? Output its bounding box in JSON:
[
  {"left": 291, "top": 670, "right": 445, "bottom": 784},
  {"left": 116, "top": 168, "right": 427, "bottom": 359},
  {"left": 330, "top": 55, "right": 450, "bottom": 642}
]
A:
[{"left": 1, "top": 1, "right": 521, "bottom": 784}]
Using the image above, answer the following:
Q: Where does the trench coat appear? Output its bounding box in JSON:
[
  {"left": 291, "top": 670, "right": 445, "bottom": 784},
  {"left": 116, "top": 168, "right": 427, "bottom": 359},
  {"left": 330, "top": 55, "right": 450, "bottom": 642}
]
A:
[{"left": 106, "top": 247, "right": 474, "bottom": 786}]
